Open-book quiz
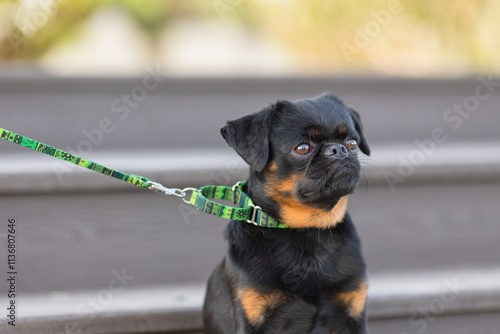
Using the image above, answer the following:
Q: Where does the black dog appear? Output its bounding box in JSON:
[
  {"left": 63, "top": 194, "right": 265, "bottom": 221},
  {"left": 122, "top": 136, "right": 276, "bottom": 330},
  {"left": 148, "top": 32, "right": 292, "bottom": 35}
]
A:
[{"left": 203, "top": 93, "right": 370, "bottom": 334}]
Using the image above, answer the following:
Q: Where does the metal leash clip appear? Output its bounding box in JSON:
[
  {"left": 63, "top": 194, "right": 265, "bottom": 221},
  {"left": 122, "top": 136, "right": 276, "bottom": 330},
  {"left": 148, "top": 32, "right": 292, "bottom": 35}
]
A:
[
  {"left": 148, "top": 181, "right": 199, "bottom": 204},
  {"left": 148, "top": 181, "right": 183, "bottom": 197}
]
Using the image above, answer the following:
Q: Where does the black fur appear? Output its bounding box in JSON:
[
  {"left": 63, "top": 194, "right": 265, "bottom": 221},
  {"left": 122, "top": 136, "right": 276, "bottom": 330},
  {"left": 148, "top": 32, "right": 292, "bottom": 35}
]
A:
[{"left": 204, "top": 93, "right": 370, "bottom": 333}]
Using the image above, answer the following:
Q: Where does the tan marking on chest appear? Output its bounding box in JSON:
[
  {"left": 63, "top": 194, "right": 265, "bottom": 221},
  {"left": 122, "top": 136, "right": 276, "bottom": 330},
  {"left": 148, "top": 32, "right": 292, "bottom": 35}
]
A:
[
  {"left": 334, "top": 280, "right": 368, "bottom": 319},
  {"left": 236, "top": 287, "right": 285, "bottom": 325}
]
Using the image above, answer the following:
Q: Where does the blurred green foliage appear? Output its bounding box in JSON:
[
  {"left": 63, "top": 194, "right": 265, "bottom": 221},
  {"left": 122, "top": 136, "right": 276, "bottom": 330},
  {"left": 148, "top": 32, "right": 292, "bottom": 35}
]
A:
[{"left": 0, "top": 0, "right": 498, "bottom": 75}]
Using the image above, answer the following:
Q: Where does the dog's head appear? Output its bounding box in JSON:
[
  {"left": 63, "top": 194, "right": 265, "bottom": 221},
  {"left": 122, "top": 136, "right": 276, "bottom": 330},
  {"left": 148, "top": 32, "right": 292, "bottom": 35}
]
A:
[{"left": 221, "top": 93, "right": 370, "bottom": 229}]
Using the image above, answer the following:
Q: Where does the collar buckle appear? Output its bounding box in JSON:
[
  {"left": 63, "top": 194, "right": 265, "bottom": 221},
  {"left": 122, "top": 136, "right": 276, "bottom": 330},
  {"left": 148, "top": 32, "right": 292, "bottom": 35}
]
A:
[{"left": 247, "top": 203, "right": 262, "bottom": 226}]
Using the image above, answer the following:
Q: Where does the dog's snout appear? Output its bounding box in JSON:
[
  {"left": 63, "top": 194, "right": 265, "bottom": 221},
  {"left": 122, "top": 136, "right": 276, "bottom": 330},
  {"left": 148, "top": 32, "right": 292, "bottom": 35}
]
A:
[{"left": 324, "top": 143, "right": 349, "bottom": 159}]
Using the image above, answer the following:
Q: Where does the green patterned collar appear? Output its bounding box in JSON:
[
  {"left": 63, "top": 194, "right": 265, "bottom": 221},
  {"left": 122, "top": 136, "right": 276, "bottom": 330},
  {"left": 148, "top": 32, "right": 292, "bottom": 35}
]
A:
[{"left": 189, "top": 181, "right": 289, "bottom": 228}]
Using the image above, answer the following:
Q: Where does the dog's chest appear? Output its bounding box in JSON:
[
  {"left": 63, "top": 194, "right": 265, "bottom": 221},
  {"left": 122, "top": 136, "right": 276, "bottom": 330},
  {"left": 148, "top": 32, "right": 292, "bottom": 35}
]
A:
[
  {"left": 274, "top": 236, "right": 348, "bottom": 295},
  {"left": 230, "top": 224, "right": 362, "bottom": 296}
]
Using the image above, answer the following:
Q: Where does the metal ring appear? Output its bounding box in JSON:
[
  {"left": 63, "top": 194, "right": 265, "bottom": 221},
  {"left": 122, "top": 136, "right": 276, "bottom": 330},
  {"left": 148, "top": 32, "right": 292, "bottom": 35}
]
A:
[
  {"left": 232, "top": 181, "right": 242, "bottom": 204},
  {"left": 181, "top": 187, "right": 199, "bottom": 204}
]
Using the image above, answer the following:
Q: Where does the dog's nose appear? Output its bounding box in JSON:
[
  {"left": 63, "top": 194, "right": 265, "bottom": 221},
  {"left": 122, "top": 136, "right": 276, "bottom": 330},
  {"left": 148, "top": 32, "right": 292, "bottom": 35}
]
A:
[{"left": 324, "top": 143, "right": 349, "bottom": 159}]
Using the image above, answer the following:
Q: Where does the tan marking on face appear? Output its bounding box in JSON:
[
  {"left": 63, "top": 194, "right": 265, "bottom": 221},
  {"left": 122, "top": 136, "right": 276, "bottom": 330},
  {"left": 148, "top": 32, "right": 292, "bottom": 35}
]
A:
[
  {"left": 236, "top": 287, "right": 285, "bottom": 325},
  {"left": 337, "top": 125, "right": 348, "bottom": 136},
  {"left": 264, "top": 173, "right": 348, "bottom": 229},
  {"left": 334, "top": 281, "right": 368, "bottom": 319},
  {"left": 266, "top": 162, "right": 278, "bottom": 173},
  {"left": 308, "top": 126, "right": 321, "bottom": 137}
]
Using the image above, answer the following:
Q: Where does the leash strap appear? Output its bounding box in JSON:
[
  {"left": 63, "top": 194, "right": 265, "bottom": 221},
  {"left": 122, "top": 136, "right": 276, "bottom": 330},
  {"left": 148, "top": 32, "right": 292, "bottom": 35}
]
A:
[
  {"left": 0, "top": 127, "right": 288, "bottom": 228},
  {"left": 0, "top": 127, "right": 151, "bottom": 188}
]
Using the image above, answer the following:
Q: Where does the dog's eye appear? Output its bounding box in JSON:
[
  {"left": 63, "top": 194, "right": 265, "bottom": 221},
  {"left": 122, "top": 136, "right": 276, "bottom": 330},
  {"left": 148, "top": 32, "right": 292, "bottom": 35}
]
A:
[
  {"left": 346, "top": 139, "right": 358, "bottom": 151},
  {"left": 295, "top": 143, "right": 311, "bottom": 155}
]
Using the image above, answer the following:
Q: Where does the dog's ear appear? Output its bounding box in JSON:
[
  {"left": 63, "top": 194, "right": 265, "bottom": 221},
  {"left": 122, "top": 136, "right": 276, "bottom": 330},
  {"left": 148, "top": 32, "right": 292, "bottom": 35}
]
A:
[
  {"left": 221, "top": 105, "right": 276, "bottom": 172},
  {"left": 348, "top": 108, "right": 370, "bottom": 156}
]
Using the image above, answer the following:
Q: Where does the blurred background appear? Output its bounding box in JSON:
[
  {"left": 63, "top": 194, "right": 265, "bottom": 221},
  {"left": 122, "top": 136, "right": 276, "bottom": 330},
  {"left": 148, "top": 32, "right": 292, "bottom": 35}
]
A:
[
  {"left": 1, "top": 0, "right": 500, "bottom": 76},
  {"left": 0, "top": 1, "right": 499, "bottom": 334}
]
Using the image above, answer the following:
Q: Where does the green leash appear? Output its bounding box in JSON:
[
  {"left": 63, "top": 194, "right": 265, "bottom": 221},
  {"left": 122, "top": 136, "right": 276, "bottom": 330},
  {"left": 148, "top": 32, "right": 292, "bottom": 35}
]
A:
[{"left": 0, "top": 127, "right": 288, "bottom": 228}]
